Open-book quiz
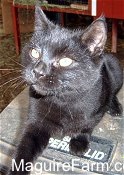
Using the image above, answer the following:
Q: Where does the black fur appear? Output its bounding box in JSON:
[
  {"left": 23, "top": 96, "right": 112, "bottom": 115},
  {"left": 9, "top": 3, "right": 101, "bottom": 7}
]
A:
[{"left": 8, "top": 6, "right": 123, "bottom": 175}]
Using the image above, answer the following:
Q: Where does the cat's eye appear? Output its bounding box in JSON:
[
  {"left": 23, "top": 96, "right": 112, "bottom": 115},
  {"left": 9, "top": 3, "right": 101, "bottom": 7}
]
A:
[
  {"left": 59, "top": 57, "right": 73, "bottom": 67},
  {"left": 29, "top": 48, "right": 40, "bottom": 59}
]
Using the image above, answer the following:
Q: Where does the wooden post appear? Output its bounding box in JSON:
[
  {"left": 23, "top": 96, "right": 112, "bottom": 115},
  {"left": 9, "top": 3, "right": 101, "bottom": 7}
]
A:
[
  {"left": 60, "top": 13, "right": 64, "bottom": 26},
  {"left": 111, "top": 19, "right": 118, "bottom": 53},
  {"left": 11, "top": 5, "right": 20, "bottom": 55}
]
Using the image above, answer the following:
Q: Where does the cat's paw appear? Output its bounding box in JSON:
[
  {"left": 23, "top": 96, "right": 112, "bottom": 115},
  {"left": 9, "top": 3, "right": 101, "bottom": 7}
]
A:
[
  {"left": 107, "top": 97, "right": 123, "bottom": 117},
  {"left": 107, "top": 103, "right": 123, "bottom": 117},
  {"left": 69, "top": 135, "right": 89, "bottom": 156}
]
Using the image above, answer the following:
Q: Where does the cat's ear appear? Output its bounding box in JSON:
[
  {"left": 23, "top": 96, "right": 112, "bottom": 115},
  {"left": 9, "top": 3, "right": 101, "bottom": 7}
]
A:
[
  {"left": 34, "top": 5, "right": 55, "bottom": 31},
  {"left": 81, "top": 16, "right": 107, "bottom": 55}
]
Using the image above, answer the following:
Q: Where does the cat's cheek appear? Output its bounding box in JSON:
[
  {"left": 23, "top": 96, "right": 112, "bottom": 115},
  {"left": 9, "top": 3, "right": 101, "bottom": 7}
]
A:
[{"left": 23, "top": 68, "right": 37, "bottom": 85}]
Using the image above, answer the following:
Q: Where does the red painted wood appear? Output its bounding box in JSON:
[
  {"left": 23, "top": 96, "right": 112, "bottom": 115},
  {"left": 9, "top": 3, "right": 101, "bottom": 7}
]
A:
[
  {"left": 60, "top": 13, "right": 65, "bottom": 26},
  {"left": 97, "top": 0, "right": 124, "bottom": 19},
  {"left": 13, "top": 4, "right": 90, "bottom": 15},
  {"left": 88, "top": 0, "right": 92, "bottom": 15},
  {"left": 11, "top": 5, "right": 20, "bottom": 55}
]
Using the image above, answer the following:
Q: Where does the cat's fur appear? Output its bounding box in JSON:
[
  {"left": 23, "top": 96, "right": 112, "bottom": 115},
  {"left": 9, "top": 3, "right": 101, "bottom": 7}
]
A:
[{"left": 8, "top": 6, "right": 123, "bottom": 175}]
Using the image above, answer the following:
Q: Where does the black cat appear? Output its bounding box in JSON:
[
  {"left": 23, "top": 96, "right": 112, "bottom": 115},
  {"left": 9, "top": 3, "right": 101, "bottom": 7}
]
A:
[{"left": 8, "top": 6, "right": 123, "bottom": 175}]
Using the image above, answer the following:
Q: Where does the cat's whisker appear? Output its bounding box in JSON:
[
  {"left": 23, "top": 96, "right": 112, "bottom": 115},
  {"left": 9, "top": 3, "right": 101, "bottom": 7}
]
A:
[
  {"left": 61, "top": 92, "right": 73, "bottom": 120},
  {"left": 74, "top": 89, "right": 84, "bottom": 114},
  {"left": 44, "top": 101, "right": 53, "bottom": 118},
  {"left": 0, "top": 69, "right": 22, "bottom": 71},
  {"left": 0, "top": 70, "right": 22, "bottom": 79},
  {"left": 69, "top": 85, "right": 86, "bottom": 115},
  {"left": 1, "top": 78, "right": 22, "bottom": 97},
  {"left": 53, "top": 91, "right": 62, "bottom": 120},
  {"left": 0, "top": 76, "right": 22, "bottom": 88},
  {"left": 40, "top": 100, "right": 53, "bottom": 123},
  {"left": 63, "top": 85, "right": 83, "bottom": 116},
  {"left": 9, "top": 57, "right": 26, "bottom": 68},
  {"left": 12, "top": 80, "right": 26, "bottom": 92},
  {"left": 54, "top": 92, "right": 62, "bottom": 121}
]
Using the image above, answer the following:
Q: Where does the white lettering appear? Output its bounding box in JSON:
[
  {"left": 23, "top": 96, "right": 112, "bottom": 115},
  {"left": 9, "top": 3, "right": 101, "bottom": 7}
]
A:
[
  {"left": 84, "top": 149, "right": 94, "bottom": 158},
  {"left": 57, "top": 141, "right": 67, "bottom": 150},
  {"left": 82, "top": 163, "right": 90, "bottom": 171},
  {"left": 56, "top": 161, "right": 62, "bottom": 172},
  {"left": 12, "top": 159, "right": 24, "bottom": 171},
  {"left": 34, "top": 162, "right": 43, "bottom": 174},
  {"left": 94, "top": 151, "right": 105, "bottom": 160},
  {"left": 50, "top": 139, "right": 60, "bottom": 148},
  {"left": 25, "top": 162, "right": 33, "bottom": 172},
  {"left": 51, "top": 159, "right": 56, "bottom": 172},
  {"left": 49, "top": 138, "right": 54, "bottom": 144},
  {"left": 90, "top": 162, "right": 97, "bottom": 172},
  {"left": 64, "top": 144, "right": 69, "bottom": 152},
  {"left": 96, "top": 162, "right": 109, "bottom": 172},
  {"left": 91, "top": 150, "right": 98, "bottom": 158},
  {"left": 62, "top": 162, "right": 71, "bottom": 171},
  {"left": 71, "top": 159, "right": 80, "bottom": 171},
  {"left": 43, "top": 162, "right": 52, "bottom": 172},
  {"left": 115, "top": 162, "right": 123, "bottom": 172}
]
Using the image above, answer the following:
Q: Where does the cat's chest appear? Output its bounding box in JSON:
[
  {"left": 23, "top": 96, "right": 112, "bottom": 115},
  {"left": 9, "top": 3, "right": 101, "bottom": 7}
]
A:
[
  {"left": 46, "top": 107, "right": 87, "bottom": 136},
  {"left": 46, "top": 102, "right": 88, "bottom": 132},
  {"left": 32, "top": 97, "right": 93, "bottom": 136},
  {"left": 37, "top": 96, "right": 91, "bottom": 123}
]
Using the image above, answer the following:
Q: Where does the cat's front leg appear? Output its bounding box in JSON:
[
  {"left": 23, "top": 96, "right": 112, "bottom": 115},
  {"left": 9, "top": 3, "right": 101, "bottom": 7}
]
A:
[{"left": 7, "top": 123, "right": 50, "bottom": 175}]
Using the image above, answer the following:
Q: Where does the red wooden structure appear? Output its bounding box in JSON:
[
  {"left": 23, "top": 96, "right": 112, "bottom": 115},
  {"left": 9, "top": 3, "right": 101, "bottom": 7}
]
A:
[
  {"left": 96, "top": 0, "right": 124, "bottom": 53},
  {"left": 11, "top": 0, "right": 124, "bottom": 55},
  {"left": 97, "top": 0, "right": 124, "bottom": 19}
]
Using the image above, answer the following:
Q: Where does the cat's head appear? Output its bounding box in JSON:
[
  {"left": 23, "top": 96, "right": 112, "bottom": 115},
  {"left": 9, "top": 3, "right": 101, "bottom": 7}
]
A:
[{"left": 22, "top": 6, "right": 107, "bottom": 96}]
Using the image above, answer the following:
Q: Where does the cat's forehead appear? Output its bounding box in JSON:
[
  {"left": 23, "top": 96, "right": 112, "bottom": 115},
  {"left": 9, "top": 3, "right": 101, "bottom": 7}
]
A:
[
  {"left": 50, "top": 26, "right": 73, "bottom": 41},
  {"left": 32, "top": 26, "right": 78, "bottom": 46}
]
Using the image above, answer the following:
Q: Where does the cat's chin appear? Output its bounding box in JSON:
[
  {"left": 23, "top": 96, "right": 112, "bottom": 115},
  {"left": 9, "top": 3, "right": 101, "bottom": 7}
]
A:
[
  {"left": 32, "top": 85, "right": 49, "bottom": 96},
  {"left": 32, "top": 84, "right": 60, "bottom": 96},
  {"left": 31, "top": 83, "right": 73, "bottom": 97}
]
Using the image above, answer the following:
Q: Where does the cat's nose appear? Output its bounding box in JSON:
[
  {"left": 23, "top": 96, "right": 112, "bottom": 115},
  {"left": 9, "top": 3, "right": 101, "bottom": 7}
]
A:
[
  {"left": 33, "top": 69, "right": 45, "bottom": 78},
  {"left": 33, "top": 62, "right": 46, "bottom": 78}
]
